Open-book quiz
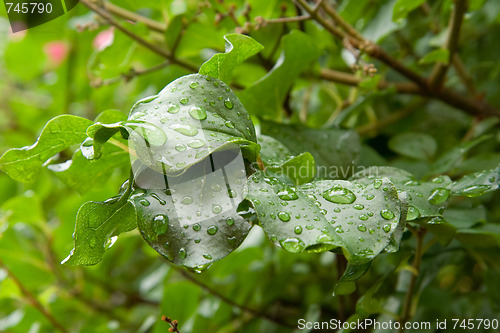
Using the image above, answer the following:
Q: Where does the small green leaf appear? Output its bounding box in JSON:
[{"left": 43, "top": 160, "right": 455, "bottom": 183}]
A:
[
  {"left": 419, "top": 49, "right": 450, "bottom": 65},
  {"left": 267, "top": 153, "right": 316, "bottom": 186},
  {"left": 0, "top": 115, "right": 93, "bottom": 182},
  {"left": 238, "top": 30, "right": 321, "bottom": 119},
  {"left": 334, "top": 261, "right": 372, "bottom": 296},
  {"left": 393, "top": 0, "right": 426, "bottom": 21},
  {"left": 127, "top": 74, "right": 259, "bottom": 174},
  {"left": 62, "top": 197, "right": 137, "bottom": 266},
  {"left": 388, "top": 132, "right": 437, "bottom": 161},
  {"left": 451, "top": 165, "right": 500, "bottom": 197},
  {"left": 261, "top": 120, "right": 361, "bottom": 179},
  {"left": 199, "top": 34, "right": 264, "bottom": 84}
]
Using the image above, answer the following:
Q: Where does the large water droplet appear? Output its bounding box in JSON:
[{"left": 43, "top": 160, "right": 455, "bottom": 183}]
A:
[
  {"left": 212, "top": 205, "right": 222, "bottom": 214},
  {"left": 373, "top": 179, "right": 382, "bottom": 189},
  {"left": 458, "top": 185, "right": 491, "bottom": 197},
  {"left": 407, "top": 206, "right": 421, "bottom": 220},
  {"left": 354, "top": 204, "right": 364, "bottom": 210},
  {"left": 188, "top": 139, "right": 206, "bottom": 148},
  {"left": 294, "top": 226, "right": 303, "bottom": 234},
  {"left": 278, "top": 188, "right": 299, "bottom": 201},
  {"left": 167, "top": 104, "right": 180, "bottom": 113},
  {"left": 279, "top": 238, "right": 305, "bottom": 253},
  {"left": 171, "top": 124, "right": 198, "bottom": 136},
  {"left": 188, "top": 106, "right": 207, "bottom": 120},
  {"left": 180, "top": 98, "right": 189, "bottom": 105},
  {"left": 224, "top": 121, "right": 235, "bottom": 129},
  {"left": 153, "top": 215, "right": 168, "bottom": 235},
  {"left": 139, "top": 199, "right": 150, "bottom": 206},
  {"left": 224, "top": 98, "right": 234, "bottom": 109},
  {"left": 278, "top": 211, "right": 291, "bottom": 222},
  {"left": 226, "top": 217, "right": 235, "bottom": 226},
  {"left": 380, "top": 209, "right": 395, "bottom": 220},
  {"left": 358, "top": 224, "right": 367, "bottom": 232},
  {"left": 207, "top": 225, "right": 218, "bottom": 235},
  {"left": 322, "top": 185, "right": 356, "bottom": 204},
  {"left": 192, "top": 223, "right": 201, "bottom": 231},
  {"left": 175, "top": 144, "right": 187, "bottom": 151},
  {"left": 178, "top": 248, "right": 187, "bottom": 259},
  {"left": 203, "top": 253, "right": 212, "bottom": 260},
  {"left": 382, "top": 224, "right": 391, "bottom": 233},
  {"left": 428, "top": 188, "right": 450, "bottom": 205},
  {"left": 181, "top": 196, "right": 194, "bottom": 204},
  {"left": 189, "top": 81, "right": 199, "bottom": 89}
]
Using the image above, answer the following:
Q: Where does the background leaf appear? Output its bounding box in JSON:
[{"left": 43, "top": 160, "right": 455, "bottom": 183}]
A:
[
  {"left": 0, "top": 115, "right": 92, "bottom": 182},
  {"left": 199, "top": 34, "right": 264, "bottom": 84}
]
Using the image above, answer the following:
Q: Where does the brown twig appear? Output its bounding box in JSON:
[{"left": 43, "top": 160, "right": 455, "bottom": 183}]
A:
[
  {"left": 80, "top": 0, "right": 197, "bottom": 72},
  {"left": 429, "top": 0, "right": 468, "bottom": 88},
  {"left": 297, "top": 0, "right": 500, "bottom": 118},
  {"left": 399, "top": 228, "right": 426, "bottom": 332},
  {"left": 161, "top": 316, "right": 181, "bottom": 333},
  {"left": 0, "top": 259, "right": 69, "bottom": 333},
  {"left": 104, "top": 2, "right": 166, "bottom": 32}
]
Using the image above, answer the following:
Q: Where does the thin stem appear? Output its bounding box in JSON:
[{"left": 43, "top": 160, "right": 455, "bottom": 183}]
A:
[
  {"left": 399, "top": 228, "right": 426, "bottom": 332},
  {"left": 0, "top": 259, "right": 69, "bottom": 333},
  {"left": 109, "top": 139, "right": 137, "bottom": 157},
  {"left": 94, "top": 61, "right": 170, "bottom": 87},
  {"left": 171, "top": 265, "right": 293, "bottom": 328},
  {"left": 104, "top": 2, "right": 166, "bottom": 32},
  {"left": 321, "top": 1, "right": 364, "bottom": 41},
  {"left": 80, "top": 0, "right": 197, "bottom": 72},
  {"left": 319, "top": 68, "right": 422, "bottom": 94},
  {"left": 429, "top": 0, "right": 468, "bottom": 88}
]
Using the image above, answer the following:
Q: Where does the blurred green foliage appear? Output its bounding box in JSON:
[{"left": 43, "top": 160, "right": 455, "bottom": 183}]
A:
[{"left": 1, "top": 0, "right": 500, "bottom": 332}]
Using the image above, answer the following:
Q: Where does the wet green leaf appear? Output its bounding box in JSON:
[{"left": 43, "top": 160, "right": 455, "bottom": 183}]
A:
[
  {"left": 267, "top": 153, "right": 316, "bottom": 186},
  {"left": 199, "top": 34, "right": 264, "bottom": 84},
  {"left": 451, "top": 165, "right": 500, "bottom": 197},
  {"left": 62, "top": 197, "right": 137, "bottom": 266},
  {"left": 351, "top": 166, "right": 452, "bottom": 222},
  {"left": 334, "top": 261, "right": 372, "bottom": 296},
  {"left": 258, "top": 134, "right": 293, "bottom": 166},
  {"left": 246, "top": 172, "right": 404, "bottom": 264},
  {"left": 0, "top": 115, "right": 93, "bottom": 182},
  {"left": 131, "top": 161, "right": 252, "bottom": 269},
  {"left": 128, "top": 74, "right": 259, "bottom": 174}
]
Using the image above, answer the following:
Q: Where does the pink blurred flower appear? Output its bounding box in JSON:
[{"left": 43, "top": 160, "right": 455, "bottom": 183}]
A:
[
  {"left": 93, "top": 27, "right": 114, "bottom": 51},
  {"left": 44, "top": 41, "right": 69, "bottom": 65}
]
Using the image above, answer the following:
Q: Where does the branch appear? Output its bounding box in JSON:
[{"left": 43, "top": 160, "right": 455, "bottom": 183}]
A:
[
  {"left": 91, "top": 61, "right": 170, "bottom": 87},
  {"left": 80, "top": 0, "right": 197, "bottom": 72},
  {"left": 297, "top": 0, "right": 500, "bottom": 118},
  {"left": 319, "top": 68, "right": 422, "bottom": 94},
  {"left": 0, "top": 259, "right": 69, "bottom": 333},
  {"left": 104, "top": 2, "right": 166, "bottom": 33},
  {"left": 429, "top": 0, "right": 468, "bottom": 88},
  {"left": 399, "top": 228, "right": 426, "bottom": 332}
]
